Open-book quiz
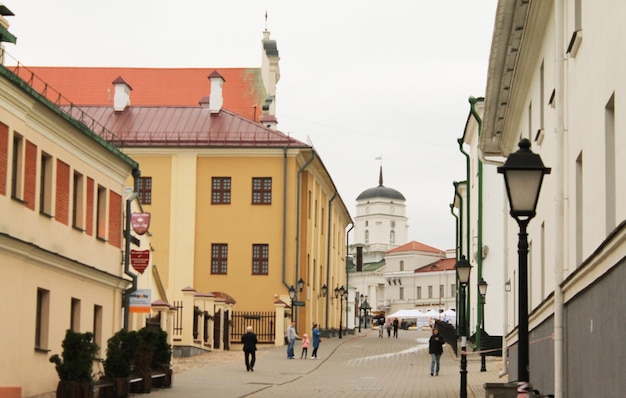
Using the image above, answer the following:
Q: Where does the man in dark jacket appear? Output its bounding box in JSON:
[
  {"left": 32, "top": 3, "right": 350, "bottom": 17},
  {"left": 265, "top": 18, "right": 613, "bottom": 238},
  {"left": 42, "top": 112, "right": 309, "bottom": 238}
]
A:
[
  {"left": 428, "top": 328, "right": 445, "bottom": 376},
  {"left": 242, "top": 326, "right": 258, "bottom": 371}
]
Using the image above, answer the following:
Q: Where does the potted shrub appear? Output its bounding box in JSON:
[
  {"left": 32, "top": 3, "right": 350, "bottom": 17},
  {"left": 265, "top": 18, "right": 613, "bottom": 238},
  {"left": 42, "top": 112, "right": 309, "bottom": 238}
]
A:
[
  {"left": 150, "top": 328, "right": 172, "bottom": 388},
  {"left": 130, "top": 327, "right": 157, "bottom": 393},
  {"left": 49, "top": 329, "right": 99, "bottom": 398},
  {"left": 102, "top": 329, "right": 140, "bottom": 398}
]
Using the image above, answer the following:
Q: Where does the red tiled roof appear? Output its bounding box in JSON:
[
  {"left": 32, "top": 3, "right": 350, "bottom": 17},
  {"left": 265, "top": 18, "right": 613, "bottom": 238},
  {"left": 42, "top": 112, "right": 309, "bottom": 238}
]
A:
[
  {"left": 13, "top": 66, "right": 267, "bottom": 122},
  {"left": 387, "top": 241, "right": 445, "bottom": 255},
  {"left": 414, "top": 258, "right": 457, "bottom": 273}
]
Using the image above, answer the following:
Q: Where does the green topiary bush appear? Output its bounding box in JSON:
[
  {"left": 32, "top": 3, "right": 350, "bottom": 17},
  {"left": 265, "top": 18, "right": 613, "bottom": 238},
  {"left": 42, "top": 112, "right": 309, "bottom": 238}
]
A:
[
  {"left": 103, "top": 329, "right": 140, "bottom": 378},
  {"left": 49, "top": 329, "right": 100, "bottom": 382}
]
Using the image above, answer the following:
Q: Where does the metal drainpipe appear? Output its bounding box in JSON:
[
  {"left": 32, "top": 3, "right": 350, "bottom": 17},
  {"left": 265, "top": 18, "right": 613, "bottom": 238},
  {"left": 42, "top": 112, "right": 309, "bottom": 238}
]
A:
[
  {"left": 281, "top": 148, "right": 288, "bottom": 288},
  {"left": 291, "top": 151, "right": 316, "bottom": 327},
  {"left": 453, "top": 181, "right": 464, "bottom": 334},
  {"left": 123, "top": 168, "right": 141, "bottom": 330},
  {"left": 554, "top": 1, "right": 566, "bottom": 396},
  {"left": 469, "top": 96, "right": 484, "bottom": 348},
  {"left": 324, "top": 191, "right": 338, "bottom": 331},
  {"left": 457, "top": 138, "right": 471, "bottom": 335},
  {"left": 450, "top": 203, "right": 460, "bottom": 262},
  {"left": 343, "top": 223, "right": 354, "bottom": 332}
]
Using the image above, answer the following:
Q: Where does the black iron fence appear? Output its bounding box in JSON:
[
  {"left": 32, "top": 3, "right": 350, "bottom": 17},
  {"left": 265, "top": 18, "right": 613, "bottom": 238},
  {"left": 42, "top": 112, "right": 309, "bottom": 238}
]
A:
[{"left": 230, "top": 311, "right": 275, "bottom": 344}]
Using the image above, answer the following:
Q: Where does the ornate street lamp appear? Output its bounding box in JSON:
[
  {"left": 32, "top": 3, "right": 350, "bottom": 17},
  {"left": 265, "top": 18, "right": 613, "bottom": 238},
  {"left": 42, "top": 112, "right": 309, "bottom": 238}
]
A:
[
  {"left": 321, "top": 284, "right": 328, "bottom": 297},
  {"left": 498, "top": 138, "right": 550, "bottom": 384},
  {"left": 334, "top": 285, "right": 347, "bottom": 338},
  {"left": 456, "top": 255, "right": 472, "bottom": 398},
  {"left": 288, "top": 285, "right": 296, "bottom": 311},
  {"left": 478, "top": 278, "right": 488, "bottom": 372},
  {"left": 297, "top": 278, "right": 305, "bottom": 292}
]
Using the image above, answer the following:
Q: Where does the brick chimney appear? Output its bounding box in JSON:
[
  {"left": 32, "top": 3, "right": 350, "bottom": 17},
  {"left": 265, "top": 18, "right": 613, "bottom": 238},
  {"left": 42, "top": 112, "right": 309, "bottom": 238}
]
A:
[
  {"left": 112, "top": 76, "right": 132, "bottom": 112},
  {"left": 208, "top": 71, "right": 225, "bottom": 114}
]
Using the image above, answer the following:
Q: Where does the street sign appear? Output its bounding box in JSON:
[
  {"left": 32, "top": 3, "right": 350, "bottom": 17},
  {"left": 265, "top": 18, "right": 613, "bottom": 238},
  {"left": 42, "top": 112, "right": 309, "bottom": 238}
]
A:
[{"left": 292, "top": 301, "right": 305, "bottom": 307}]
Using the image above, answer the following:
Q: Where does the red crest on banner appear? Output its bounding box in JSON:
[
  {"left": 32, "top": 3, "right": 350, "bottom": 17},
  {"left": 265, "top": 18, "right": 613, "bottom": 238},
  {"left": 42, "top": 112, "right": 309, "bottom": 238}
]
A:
[
  {"left": 131, "top": 250, "right": 150, "bottom": 274},
  {"left": 131, "top": 212, "right": 151, "bottom": 235}
]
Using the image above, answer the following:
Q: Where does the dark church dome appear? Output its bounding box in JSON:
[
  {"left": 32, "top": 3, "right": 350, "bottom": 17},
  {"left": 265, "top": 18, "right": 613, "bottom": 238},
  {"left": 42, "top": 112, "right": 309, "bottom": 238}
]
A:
[
  {"left": 356, "top": 166, "right": 405, "bottom": 201},
  {"left": 356, "top": 185, "right": 406, "bottom": 201}
]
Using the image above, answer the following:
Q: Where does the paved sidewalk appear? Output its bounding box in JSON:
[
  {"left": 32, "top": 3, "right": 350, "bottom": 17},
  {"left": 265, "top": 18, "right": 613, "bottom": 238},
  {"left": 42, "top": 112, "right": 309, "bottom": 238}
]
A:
[{"left": 149, "top": 329, "right": 505, "bottom": 398}]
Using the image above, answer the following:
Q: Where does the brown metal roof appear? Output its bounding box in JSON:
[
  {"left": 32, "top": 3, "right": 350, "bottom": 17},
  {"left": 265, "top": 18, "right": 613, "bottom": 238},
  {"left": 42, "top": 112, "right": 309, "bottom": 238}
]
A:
[{"left": 63, "top": 105, "right": 307, "bottom": 148}]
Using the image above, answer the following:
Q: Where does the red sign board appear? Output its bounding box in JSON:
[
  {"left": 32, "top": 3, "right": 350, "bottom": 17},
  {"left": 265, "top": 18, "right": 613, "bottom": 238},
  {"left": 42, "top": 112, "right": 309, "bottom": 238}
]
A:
[
  {"left": 131, "top": 213, "right": 151, "bottom": 235},
  {"left": 130, "top": 250, "right": 150, "bottom": 274}
]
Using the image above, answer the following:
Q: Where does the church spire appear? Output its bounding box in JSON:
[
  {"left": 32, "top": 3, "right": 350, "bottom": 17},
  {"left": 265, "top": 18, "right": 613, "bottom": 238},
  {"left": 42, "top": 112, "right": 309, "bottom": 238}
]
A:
[{"left": 379, "top": 165, "right": 383, "bottom": 187}]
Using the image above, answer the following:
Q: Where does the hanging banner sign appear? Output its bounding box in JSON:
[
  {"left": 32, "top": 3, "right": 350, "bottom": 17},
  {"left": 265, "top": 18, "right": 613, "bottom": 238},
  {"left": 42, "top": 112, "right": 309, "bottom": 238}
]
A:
[
  {"left": 131, "top": 212, "right": 151, "bottom": 235},
  {"left": 130, "top": 250, "right": 150, "bottom": 274},
  {"left": 129, "top": 289, "right": 152, "bottom": 313}
]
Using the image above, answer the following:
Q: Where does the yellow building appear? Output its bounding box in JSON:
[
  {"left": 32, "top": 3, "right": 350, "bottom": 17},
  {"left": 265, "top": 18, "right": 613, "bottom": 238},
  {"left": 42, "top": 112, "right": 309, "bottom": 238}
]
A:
[
  {"left": 26, "top": 30, "right": 353, "bottom": 347},
  {"left": 0, "top": 16, "right": 139, "bottom": 397}
]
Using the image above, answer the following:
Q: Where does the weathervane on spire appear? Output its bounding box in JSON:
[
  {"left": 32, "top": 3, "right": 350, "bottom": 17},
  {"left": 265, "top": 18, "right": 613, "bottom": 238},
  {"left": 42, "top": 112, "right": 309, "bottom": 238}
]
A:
[
  {"left": 265, "top": 11, "right": 268, "bottom": 31},
  {"left": 375, "top": 155, "right": 383, "bottom": 186}
]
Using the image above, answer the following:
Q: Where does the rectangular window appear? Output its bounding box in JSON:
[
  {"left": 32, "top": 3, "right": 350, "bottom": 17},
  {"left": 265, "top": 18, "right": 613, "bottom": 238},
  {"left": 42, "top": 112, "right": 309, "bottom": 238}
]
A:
[
  {"left": 211, "top": 177, "right": 231, "bottom": 204},
  {"left": 0, "top": 122, "right": 8, "bottom": 196},
  {"left": 428, "top": 286, "right": 433, "bottom": 299},
  {"left": 605, "top": 94, "right": 616, "bottom": 234},
  {"left": 416, "top": 286, "right": 422, "bottom": 300},
  {"left": 72, "top": 171, "right": 84, "bottom": 229},
  {"left": 70, "top": 298, "right": 81, "bottom": 331},
  {"left": 93, "top": 305, "right": 103, "bottom": 348},
  {"left": 576, "top": 152, "right": 583, "bottom": 266},
  {"left": 252, "top": 244, "right": 269, "bottom": 275},
  {"left": 211, "top": 244, "right": 228, "bottom": 274},
  {"left": 138, "top": 176, "right": 152, "bottom": 205},
  {"left": 451, "top": 284, "right": 455, "bottom": 298},
  {"left": 96, "top": 185, "right": 107, "bottom": 240},
  {"left": 251, "top": 177, "right": 271, "bottom": 204},
  {"left": 40, "top": 152, "right": 53, "bottom": 215},
  {"left": 400, "top": 260, "right": 404, "bottom": 271},
  {"left": 11, "top": 133, "right": 24, "bottom": 200},
  {"left": 399, "top": 287, "right": 404, "bottom": 300},
  {"left": 439, "top": 284, "right": 444, "bottom": 299},
  {"left": 35, "top": 288, "right": 50, "bottom": 350}
]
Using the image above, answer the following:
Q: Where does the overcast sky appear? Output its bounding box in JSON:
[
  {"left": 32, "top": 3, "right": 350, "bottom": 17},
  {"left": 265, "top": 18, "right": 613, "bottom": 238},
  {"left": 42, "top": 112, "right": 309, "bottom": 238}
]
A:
[{"left": 4, "top": 0, "right": 498, "bottom": 251}]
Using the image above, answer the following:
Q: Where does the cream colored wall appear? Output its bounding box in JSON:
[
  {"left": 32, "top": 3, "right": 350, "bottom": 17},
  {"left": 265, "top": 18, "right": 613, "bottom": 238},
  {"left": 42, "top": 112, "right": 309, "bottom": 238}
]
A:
[
  {"left": 0, "top": 75, "right": 134, "bottom": 397},
  {"left": 0, "top": 80, "right": 128, "bottom": 275}
]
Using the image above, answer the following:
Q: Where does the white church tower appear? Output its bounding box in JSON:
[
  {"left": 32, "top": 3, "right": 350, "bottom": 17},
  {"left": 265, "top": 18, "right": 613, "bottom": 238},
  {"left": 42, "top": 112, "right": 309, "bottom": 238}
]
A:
[{"left": 352, "top": 166, "right": 409, "bottom": 264}]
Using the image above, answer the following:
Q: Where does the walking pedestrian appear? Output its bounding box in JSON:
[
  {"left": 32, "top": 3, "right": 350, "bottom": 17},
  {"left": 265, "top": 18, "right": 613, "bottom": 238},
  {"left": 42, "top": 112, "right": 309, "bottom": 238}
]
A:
[
  {"left": 386, "top": 320, "right": 392, "bottom": 337},
  {"left": 300, "top": 333, "right": 310, "bottom": 359},
  {"left": 286, "top": 321, "right": 298, "bottom": 359},
  {"left": 392, "top": 318, "right": 399, "bottom": 338},
  {"left": 378, "top": 315, "right": 385, "bottom": 338},
  {"left": 428, "top": 327, "right": 445, "bottom": 376},
  {"left": 311, "top": 323, "right": 321, "bottom": 359},
  {"left": 242, "top": 326, "right": 258, "bottom": 372}
]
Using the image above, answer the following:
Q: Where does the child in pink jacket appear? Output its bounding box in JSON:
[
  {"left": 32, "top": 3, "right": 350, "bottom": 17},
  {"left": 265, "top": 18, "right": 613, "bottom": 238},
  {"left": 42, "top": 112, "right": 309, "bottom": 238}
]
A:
[{"left": 300, "top": 333, "right": 310, "bottom": 359}]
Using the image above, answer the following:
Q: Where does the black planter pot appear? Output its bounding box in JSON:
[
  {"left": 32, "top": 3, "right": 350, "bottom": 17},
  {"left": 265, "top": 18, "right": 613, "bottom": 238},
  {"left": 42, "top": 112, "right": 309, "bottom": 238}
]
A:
[{"left": 56, "top": 381, "right": 94, "bottom": 398}]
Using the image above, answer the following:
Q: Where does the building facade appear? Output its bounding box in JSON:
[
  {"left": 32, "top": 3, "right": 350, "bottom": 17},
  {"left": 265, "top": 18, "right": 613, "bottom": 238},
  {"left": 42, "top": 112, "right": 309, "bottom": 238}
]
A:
[
  {"left": 22, "top": 30, "right": 353, "bottom": 342},
  {"left": 465, "top": 1, "right": 626, "bottom": 396},
  {"left": 0, "top": 14, "right": 139, "bottom": 396}
]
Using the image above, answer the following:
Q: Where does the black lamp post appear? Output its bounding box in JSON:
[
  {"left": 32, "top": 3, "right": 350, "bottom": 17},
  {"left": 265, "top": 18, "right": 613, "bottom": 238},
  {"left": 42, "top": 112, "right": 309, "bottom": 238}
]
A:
[
  {"left": 289, "top": 278, "right": 306, "bottom": 328},
  {"left": 358, "top": 294, "right": 364, "bottom": 333},
  {"left": 321, "top": 284, "right": 328, "bottom": 298},
  {"left": 359, "top": 294, "right": 371, "bottom": 332},
  {"left": 478, "top": 277, "right": 488, "bottom": 372},
  {"left": 498, "top": 138, "right": 550, "bottom": 384},
  {"left": 456, "top": 255, "right": 472, "bottom": 398},
  {"left": 334, "top": 285, "right": 347, "bottom": 338}
]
